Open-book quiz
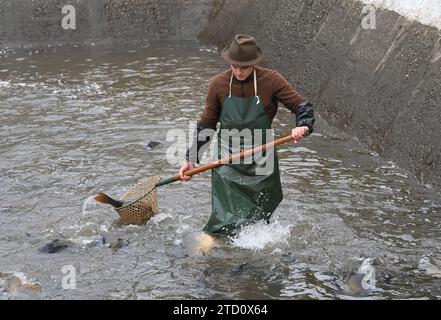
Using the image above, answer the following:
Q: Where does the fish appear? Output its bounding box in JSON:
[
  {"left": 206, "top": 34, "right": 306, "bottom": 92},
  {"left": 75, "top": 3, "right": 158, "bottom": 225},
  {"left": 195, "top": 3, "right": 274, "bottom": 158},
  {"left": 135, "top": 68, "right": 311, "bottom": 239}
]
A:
[
  {"left": 182, "top": 232, "right": 220, "bottom": 257},
  {"left": 39, "top": 235, "right": 106, "bottom": 253},
  {"left": 232, "top": 262, "right": 248, "bottom": 273},
  {"left": 0, "top": 272, "right": 42, "bottom": 297},
  {"left": 147, "top": 141, "right": 161, "bottom": 149},
  {"left": 109, "top": 238, "right": 130, "bottom": 250},
  {"left": 347, "top": 272, "right": 365, "bottom": 295},
  {"left": 94, "top": 193, "right": 124, "bottom": 208},
  {"left": 195, "top": 233, "right": 218, "bottom": 256},
  {"left": 39, "top": 239, "right": 73, "bottom": 254}
]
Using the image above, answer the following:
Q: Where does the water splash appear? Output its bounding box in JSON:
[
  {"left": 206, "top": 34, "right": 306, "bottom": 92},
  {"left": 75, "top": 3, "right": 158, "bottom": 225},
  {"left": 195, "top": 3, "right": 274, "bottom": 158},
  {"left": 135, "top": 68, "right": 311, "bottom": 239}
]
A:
[
  {"left": 78, "top": 196, "right": 113, "bottom": 237},
  {"left": 150, "top": 213, "right": 174, "bottom": 225},
  {"left": 417, "top": 255, "right": 441, "bottom": 278},
  {"left": 82, "top": 195, "right": 99, "bottom": 217},
  {"left": 357, "top": 258, "right": 377, "bottom": 290},
  {"left": 79, "top": 195, "right": 105, "bottom": 228},
  {"left": 345, "top": 257, "right": 381, "bottom": 294},
  {"left": 0, "top": 80, "right": 10, "bottom": 88},
  {"left": 230, "top": 220, "right": 292, "bottom": 251},
  {"left": 76, "top": 221, "right": 99, "bottom": 237},
  {"left": 70, "top": 234, "right": 106, "bottom": 248}
]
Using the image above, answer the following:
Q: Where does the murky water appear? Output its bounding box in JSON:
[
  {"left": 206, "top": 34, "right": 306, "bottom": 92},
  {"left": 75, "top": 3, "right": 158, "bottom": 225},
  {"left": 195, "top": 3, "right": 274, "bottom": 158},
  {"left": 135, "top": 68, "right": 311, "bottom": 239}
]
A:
[{"left": 1, "top": 41, "right": 441, "bottom": 300}]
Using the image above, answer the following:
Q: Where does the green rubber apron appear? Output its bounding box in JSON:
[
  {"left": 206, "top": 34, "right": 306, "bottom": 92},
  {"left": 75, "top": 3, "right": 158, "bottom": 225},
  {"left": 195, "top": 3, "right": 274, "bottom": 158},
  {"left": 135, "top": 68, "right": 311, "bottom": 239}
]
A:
[{"left": 203, "top": 69, "right": 283, "bottom": 236}]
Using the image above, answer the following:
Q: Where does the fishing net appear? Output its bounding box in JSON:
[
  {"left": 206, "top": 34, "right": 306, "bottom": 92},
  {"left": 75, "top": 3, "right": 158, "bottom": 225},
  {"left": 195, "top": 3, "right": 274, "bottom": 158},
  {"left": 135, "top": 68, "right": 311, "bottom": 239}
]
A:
[{"left": 115, "top": 176, "right": 161, "bottom": 225}]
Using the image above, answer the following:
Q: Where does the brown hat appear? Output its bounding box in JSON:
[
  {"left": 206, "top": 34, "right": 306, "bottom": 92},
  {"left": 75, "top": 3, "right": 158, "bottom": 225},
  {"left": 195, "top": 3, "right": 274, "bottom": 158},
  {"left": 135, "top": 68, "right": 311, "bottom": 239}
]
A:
[{"left": 221, "top": 34, "right": 264, "bottom": 66}]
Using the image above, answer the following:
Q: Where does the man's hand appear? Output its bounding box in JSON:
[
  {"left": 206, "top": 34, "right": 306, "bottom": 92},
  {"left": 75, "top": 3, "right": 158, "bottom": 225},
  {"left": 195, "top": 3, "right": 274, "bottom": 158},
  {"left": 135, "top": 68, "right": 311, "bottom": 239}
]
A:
[
  {"left": 179, "top": 161, "right": 195, "bottom": 181},
  {"left": 291, "top": 126, "right": 309, "bottom": 144}
]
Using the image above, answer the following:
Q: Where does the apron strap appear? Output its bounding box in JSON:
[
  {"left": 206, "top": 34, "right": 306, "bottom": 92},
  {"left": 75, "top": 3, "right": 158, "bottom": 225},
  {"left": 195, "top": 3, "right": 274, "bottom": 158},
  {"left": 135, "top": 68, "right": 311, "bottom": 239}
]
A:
[
  {"left": 229, "top": 68, "right": 260, "bottom": 104},
  {"left": 253, "top": 69, "right": 260, "bottom": 104},
  {"left": 229, "top": 72, "right": 233, "bottom": 98}
]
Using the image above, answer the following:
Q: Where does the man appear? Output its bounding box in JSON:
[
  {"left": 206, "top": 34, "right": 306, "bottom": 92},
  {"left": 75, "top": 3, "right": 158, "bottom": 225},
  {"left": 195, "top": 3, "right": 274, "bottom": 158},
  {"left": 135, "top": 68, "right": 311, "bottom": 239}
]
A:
[{"left": 179, "top": 34, "right": 315, "bottom": 246}]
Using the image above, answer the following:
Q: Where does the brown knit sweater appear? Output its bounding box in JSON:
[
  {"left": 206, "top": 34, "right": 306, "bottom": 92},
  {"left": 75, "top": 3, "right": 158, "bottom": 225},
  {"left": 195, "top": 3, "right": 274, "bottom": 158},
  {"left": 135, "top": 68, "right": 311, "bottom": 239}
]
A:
[{"left": 200, "top": 65, "right": 306, "bottom": 129}]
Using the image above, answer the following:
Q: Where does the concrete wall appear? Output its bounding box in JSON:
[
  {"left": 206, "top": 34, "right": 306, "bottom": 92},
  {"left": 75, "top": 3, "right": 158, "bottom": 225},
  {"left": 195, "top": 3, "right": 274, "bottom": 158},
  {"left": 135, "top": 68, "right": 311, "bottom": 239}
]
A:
[
  {"left": 1, "top": 0, "right": 440, "bottom": 191},
  {"left": 361, "top": 0, "right": 441, "bottom": 29},
  {"left": 0, "top": 0, "right": 211, "bottom": 48}
]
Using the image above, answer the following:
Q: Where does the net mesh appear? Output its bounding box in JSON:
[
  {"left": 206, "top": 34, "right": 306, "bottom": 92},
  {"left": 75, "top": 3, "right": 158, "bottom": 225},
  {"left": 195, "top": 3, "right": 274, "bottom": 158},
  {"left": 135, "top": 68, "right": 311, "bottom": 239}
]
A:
[{"left": 115, "top": 176, "right": 161, "bottom": 225}]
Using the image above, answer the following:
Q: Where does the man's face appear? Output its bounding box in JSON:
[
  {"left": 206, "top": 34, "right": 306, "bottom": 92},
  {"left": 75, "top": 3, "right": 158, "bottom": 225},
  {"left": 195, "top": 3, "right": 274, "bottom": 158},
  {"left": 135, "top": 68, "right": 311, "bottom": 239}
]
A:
[{"left": 231, "top": 64, "right": 255, "bottom": 81}]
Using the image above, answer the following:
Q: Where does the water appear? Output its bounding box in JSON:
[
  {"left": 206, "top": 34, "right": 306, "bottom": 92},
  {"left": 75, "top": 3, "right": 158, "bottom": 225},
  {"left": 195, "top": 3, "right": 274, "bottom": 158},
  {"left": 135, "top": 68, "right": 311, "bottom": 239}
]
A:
[
  {"left": 230, "top": 220, "right": 292, "bottom": 251},
  {"left": 1, "top": 41, "right": 441, "bottom": 299}
]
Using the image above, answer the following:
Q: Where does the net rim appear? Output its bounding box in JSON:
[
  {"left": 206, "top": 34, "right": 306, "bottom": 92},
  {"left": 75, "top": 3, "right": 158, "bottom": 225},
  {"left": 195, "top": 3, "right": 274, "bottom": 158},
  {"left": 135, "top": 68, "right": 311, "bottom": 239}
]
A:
[{"left": 114, "top": 176, "right": 160, "bottom": 217}]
